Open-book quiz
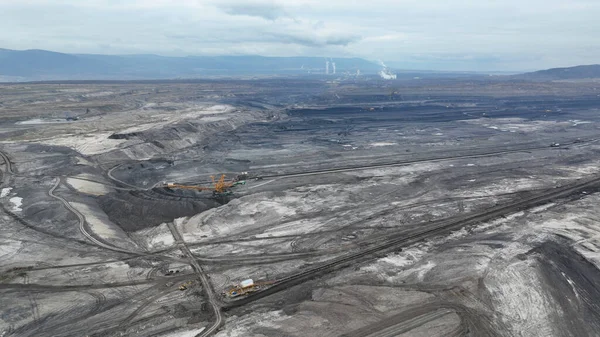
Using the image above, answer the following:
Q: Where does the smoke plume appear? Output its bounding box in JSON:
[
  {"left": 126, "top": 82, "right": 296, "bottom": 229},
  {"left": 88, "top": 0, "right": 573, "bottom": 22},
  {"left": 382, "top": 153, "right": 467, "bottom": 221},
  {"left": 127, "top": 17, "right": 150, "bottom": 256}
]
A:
[{"left": 378, "top": 60, "right": 397, "bottom": 80}]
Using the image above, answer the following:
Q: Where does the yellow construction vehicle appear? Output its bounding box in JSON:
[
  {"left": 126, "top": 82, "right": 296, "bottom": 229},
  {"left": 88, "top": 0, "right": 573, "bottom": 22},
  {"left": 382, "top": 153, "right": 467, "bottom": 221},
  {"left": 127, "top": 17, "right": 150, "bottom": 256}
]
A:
[{"left": 179, "top": 281, "right": 193, "bottom": 291}]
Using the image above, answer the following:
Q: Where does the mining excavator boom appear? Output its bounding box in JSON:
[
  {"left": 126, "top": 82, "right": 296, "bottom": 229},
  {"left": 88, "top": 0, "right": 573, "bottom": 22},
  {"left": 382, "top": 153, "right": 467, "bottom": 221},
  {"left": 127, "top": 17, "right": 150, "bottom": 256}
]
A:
[
  {"left": 211, "top": 174, "right": 234, "bottom": 194},
  {"left": 165, "top": 174, "right": 243, "bottom": 197},
  {"left": 166, "top": 183, "right": 213, "bottom": 191}
]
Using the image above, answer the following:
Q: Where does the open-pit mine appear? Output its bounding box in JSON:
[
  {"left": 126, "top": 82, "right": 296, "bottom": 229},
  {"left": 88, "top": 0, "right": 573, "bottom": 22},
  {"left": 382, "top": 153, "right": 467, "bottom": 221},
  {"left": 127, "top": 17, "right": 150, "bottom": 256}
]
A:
[{"left": 2, "top": 78, "right": 600, "bottom": 337}]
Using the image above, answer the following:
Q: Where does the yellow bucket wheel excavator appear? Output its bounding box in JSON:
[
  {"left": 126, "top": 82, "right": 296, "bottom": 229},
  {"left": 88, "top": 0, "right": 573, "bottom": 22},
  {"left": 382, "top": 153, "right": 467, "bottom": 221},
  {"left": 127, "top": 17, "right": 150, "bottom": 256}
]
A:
[{"left": 166, "top": 174, "right": 246, "bottom": 197}]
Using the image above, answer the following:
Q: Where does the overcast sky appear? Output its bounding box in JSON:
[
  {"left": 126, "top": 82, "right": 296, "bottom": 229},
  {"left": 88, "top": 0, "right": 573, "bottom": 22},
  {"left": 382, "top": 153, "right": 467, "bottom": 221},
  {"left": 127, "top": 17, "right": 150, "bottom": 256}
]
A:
[{"left": 1, "top": 0, "right": 599, "bottom": 71}]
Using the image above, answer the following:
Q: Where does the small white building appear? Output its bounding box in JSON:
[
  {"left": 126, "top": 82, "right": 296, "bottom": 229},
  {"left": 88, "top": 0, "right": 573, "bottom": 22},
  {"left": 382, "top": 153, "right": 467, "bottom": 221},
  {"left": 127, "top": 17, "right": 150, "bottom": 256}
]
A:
[{"left": 240, "top": 279, "right": 254, "bottom": 288}]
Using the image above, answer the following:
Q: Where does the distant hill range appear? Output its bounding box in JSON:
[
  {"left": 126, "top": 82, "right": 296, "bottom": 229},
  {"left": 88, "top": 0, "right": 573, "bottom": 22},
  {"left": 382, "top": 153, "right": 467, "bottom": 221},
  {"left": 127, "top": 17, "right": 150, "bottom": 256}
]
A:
[
  {"left": 0, "top": 48, "right": 381, "bottom": 81},
  {"left": 3, "top": 48, "right": 598, "bottom": 82},
  {"left": 515, "top": 64, "right": 600, "bottom": 80}
]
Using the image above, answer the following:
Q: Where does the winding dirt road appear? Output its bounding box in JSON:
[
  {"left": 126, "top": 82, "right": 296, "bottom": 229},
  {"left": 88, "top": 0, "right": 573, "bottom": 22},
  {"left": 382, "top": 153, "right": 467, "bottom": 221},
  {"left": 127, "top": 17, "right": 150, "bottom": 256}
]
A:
[
  {"left": 48, "top": 177, "right": 135, "bottom": 254},
  {"left": 167, "top": 222, "right": 223, "bottom": 337}
]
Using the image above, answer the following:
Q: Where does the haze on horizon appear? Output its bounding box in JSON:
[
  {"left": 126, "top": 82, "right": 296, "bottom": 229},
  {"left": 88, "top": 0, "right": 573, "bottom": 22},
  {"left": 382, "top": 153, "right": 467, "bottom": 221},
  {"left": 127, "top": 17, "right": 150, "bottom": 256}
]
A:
[{"left": 1, "top": 0, "right": 599, "bottom": 72}]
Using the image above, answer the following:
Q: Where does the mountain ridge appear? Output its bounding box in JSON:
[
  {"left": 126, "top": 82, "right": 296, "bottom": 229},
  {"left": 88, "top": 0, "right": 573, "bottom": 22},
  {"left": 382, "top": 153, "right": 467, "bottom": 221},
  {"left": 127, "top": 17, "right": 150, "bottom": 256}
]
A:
[
  {"left": 0, "top": 48, "right": 379, "bottom": 81},
  {"left": 515, "top": 64, "right": 600, "bottom": 80}
]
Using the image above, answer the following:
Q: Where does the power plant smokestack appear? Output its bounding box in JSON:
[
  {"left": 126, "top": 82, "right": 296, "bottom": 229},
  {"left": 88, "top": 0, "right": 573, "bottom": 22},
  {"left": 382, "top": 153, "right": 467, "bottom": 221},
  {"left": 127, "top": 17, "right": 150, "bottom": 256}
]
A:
[{"left": 325, "top": 61, "right": 330, "bottom": 75}]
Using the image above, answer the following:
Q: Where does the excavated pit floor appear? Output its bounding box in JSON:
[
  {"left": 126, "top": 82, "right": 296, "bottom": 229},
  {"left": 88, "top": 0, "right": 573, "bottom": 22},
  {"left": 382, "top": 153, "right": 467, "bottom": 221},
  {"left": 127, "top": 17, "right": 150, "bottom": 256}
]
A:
[{"left": 2, "top": 79, "right": 600, "bottom": 336}]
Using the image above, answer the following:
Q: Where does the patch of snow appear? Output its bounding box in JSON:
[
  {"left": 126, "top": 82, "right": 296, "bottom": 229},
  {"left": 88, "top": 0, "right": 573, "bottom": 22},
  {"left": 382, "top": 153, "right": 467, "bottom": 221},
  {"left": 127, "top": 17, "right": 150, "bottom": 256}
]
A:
[
  {"left": 133, "top": 223, "right": 177, "bottom": 250},
  {"left": 121, "top": 104, "right": 233, "bottom": 134},
  {"left": 82, "top": 91, "right": 114, "bottom": 98},
  {"left": 149, "top": 232, "right": 176, "bottom": 249},
  {"left": 205, "top": 104, "right": 232, "bottom": 113},
  {"left": 239, "top": 200, "right": 297, "bottom": 218},
  {"left": 70, "top": 202, "right": 137, "bottom": 249},
  {"left": 464, "top": 118, "right": 574, "bottom": 133},
  {"left": 570, "top": 119, "right": 591, "bottom": 126},
  {"left": 215, "top": 311, "right": 285, "bottom": 337},
  {"left": 66, "top": 177, "right": 113, "bottom": 196},
  {"left": 362, "top": 243, "right": 433, "bottom": 282},
  {"left": 0, "top": 187, "right": 12, "bottom": 198},
  {"left": 459, "top": 178, "right": 541, "bottom": 198},
  {"left": 530, "top": 203, "right": 555, "bottom": 213},
  {"left": 540, "top": 216, "right": 588, "bottom": 241},
  {"left": 381, "top": 246, "right": 430, "bottom": 268},
  {"left": 370, "top": 142, "right": 397, "bottom": 147},
  {"left": 16, "top": 118, "right": 71, "bottom": 125},
  {"left": 379, "top": 254, "right": 413, "bottom": 268},
  {"left": 446, "top": 227, "right": 470, "bottom": 241},
  {"left": 415, "top": 261, "right": 436, "bottom": 280},
  {"left": 506, "top": 211, "right": 525, "bottom": 221},
  {"left": 256, "top": 218, "right": 322, "bottom": 238},
  {"left": 485, "top": 261, "right": 557, "bottom": 336},
  {"left": 0, "top": 239, "right": 22, "bottom": 260},
  {"left": 562, "top": 272, "right": 581, "bottom": 301},
  {"left": 161, "top": 327, "right": 205, "bottom": 337},
  {"left": 75, "top": 157, "right": 94, "bottom": 166},
  {"left": 9, "top": 197, "right": 22, "bottom": 211},
  {"left": 40, "top": 132, "right": 127, "bottom": 155},
  {"left": 562, "top": 161, "right": 600, "bottom": 175}
]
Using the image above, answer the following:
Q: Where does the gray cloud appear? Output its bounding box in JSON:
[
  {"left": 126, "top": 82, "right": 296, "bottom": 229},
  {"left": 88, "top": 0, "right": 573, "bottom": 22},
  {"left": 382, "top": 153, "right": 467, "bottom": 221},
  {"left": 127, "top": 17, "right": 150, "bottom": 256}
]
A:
[
  {"left": 167, "top": 28, "right": 361, "bottom": 48},
  {"left": 216, "top": 1, "right": 290, "bottom": 20},
  {"left": 1, "top": 0, "right": 600, "bottom": 71},
  {"left": 266, "top": 31, "right": 361, "bottom": 47}
]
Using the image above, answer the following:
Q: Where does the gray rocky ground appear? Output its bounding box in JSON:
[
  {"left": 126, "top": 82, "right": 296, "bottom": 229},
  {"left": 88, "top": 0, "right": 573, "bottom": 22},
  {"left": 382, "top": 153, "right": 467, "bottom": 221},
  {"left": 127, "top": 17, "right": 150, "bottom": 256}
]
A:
[{"left": 1, "top": 78, "right": 600, "bottom": 336}]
